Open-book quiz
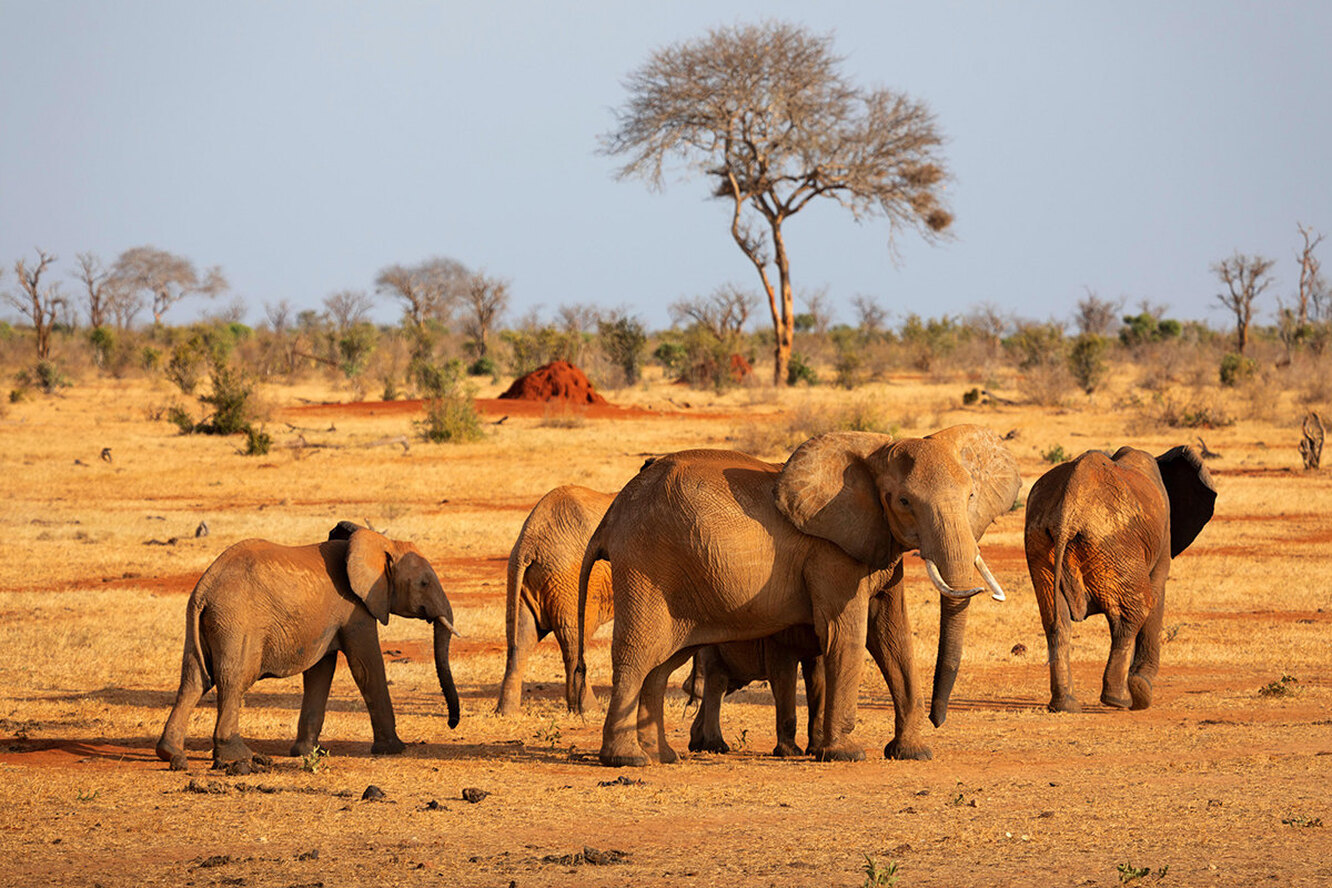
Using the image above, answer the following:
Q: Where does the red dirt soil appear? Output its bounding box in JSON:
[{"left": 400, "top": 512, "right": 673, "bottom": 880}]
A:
[{"left": 498, "top": 360, "right": 607, "bottom": 405}]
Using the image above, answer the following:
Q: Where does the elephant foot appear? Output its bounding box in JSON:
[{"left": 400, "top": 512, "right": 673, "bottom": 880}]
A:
[
  {"left": 1128, "top": 676, "right": 1153, "bottom": 710},
  {"left": 813, "top": 741, "right": 865, "bottom": 763},
  {"left": 656, "top": 744, "right": 679, "bottom": 765},
  {"left": 688, "top": 737, "right": 730, "bottom": 754},
  {"left": 290, "top": 739, "right": 316, "bottom": 757},
  {"left": 371, "top": 737, "right": 407, "bottom": 756},
  {"left": 1047, "top": 695, "right": 1081, "bottom": 714},
  {"left": 1100, "top": 690, "right": 1132, "bottom": 710},
  {"left": 883, "top": 737, "right": 933, "bottom": 761},
  {"left": 772, "top": 740, "right": 804, "bottom": 758},
  {"left": 168, "top": 753, "right": 189, "bottom": 771},
  {"left": 155, "top": 738, "right": 179, "bottom": 764},
  {"left": 494, "top": 700, "right": 519, "bottom": 718},
  {"left": 599, "top": 750, "right": 649, "bottom": 768}
]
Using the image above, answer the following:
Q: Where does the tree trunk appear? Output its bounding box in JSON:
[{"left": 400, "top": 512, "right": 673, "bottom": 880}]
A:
[{"left": 771, "top": 220, "right": 794, "bottom": 386}]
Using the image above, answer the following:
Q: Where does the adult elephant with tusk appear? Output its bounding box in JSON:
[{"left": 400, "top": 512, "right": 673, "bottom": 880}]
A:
[
  {"left": 576, "top": 424, "right": 1020, "bottom": 767},
  {"left": 156, "top": 527, "right": 461, "bottom": 772}
]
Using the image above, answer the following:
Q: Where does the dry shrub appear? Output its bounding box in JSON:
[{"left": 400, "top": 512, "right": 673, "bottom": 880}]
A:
[
  {"left": 730, "top": 397, "right": 895, "bottom": 458},
  {"left": 1018, "top": 363, "right": 1073, "bottom": 407},
  {"left": 1137, "top": 390, "right": 1235, "bottom": 430}
]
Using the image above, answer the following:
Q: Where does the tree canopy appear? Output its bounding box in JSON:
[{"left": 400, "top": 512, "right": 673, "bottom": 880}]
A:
[{"left": 603, "top": 20, "right": 953, "bottom": 384}]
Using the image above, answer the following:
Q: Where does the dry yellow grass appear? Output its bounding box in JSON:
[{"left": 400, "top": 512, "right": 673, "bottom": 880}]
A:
[{"left": 0, "top": 370, "right": 1329, "bottom": 887}]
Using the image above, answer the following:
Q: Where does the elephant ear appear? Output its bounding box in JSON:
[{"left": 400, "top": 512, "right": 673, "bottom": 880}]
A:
[
  {"left": 925, "top": 425, "right": 1022, "bottom": 540},
  {"left": 774, "top": 431, "right": 898, "bottom": 568},
  {"left": 1157, "top": 445, "right": 1216, "bottom": 557},
  {"left": 346, "top": 529, "right": 393, "bottom": 625}
]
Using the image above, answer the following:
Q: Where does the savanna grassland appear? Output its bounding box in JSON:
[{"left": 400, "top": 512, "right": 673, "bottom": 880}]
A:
[{"left": 0, "top": 364, "right": 1329, "bottom": 888}]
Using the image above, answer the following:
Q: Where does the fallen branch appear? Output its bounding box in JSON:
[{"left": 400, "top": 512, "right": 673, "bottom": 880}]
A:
[{"left": 285, "top": 422, "right": 337, "bottom": 433}]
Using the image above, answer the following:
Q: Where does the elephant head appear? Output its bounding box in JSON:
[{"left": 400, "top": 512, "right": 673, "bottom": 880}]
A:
[
  {"left": 345, "top": 528, "right": 461, "bottom": 728},
  {"left": 774, "top": 425, "right": 1021, "bottom": 727}
]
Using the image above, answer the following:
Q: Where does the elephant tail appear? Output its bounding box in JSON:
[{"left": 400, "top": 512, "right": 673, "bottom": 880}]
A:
[
  {"left": 504, "top": 537, "right": 534, "bottom": 664},
  {"left": 185, "top": 592, "right": 212, "bottom": 689},
  {"left": 1050, "top": 526, "right": 1089, "bottom": 622},
  {"left": 573, "top": 520, "right": 611, "bottom": 715}
]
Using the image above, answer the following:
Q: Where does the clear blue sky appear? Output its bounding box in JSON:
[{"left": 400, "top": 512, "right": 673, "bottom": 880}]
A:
[{"left": 2, "top": 1, "right": 1329, "bottom": 331}]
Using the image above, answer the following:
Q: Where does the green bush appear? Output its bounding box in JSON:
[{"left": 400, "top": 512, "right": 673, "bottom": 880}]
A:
[
  {"left": 140, "top": 346, "right": 162, "bottom": 372},
  {"left": 243, "top": 425, "right": 272, "bottom": 456},
  {"left": 467, "top": 355, "right": 498, "bottom": 379},
  {"left": 598, "top": 315, "right": 648, "bottom": 385},
  {"left": 196, "top": 365, "right": 257, "bottom": 435},
  {"left": 22, "top": 360, "right": 71, "bottom": 394},
  {"left": 1069, "top": 333, "right": 1110, "bottom": 393},
  {"left": 412, "top": 359, "right": 485, "bottom": 444},
  {"left": 336, "top": 323, "right": 378, "bottom": 380},
  {"left": 87, "top": 326, "right": 116, "bottom": 370},
  {"left": 166, "top": 405, "right": 196, "bottom": 435},
  {"left": 786, "top": 352, "right": 818, "bottom": 386},
  {"left": 1218, "top": 353, "right": 1256, "bottom": 387},
  {"left": 1041, "top": 443, "right": 1069, "bottom": 464}
]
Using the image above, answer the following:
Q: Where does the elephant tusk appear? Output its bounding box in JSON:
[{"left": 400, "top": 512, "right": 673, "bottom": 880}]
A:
[
  {"left": 924, "top": 559, "right": 989, "bottom": 600},
  {"left": 435, "top": 614, "right": 463, "bottom": 638},
  {"left": 974, "top": 553, "right": 1006, "bottom": 602}
]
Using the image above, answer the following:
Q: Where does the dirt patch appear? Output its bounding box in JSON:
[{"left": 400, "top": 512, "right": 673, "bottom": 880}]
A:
[{"left": 500, "top": 360, "right": 608, "bottom": 405}]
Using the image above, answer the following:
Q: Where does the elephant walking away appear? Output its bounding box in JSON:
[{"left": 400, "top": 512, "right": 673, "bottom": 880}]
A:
[
  {"left": 577, "top": 425, "right": 1020, "bottom": 767},
  {"left": 495, "top": 485, "right": 615, "bottom": 715},
  {"left": 1024, "top": 445, "right": 1215, "bottom": 712},
  {"left": 155, "top": 528, "right": 461, "bottom": 772},
  {"left": 685, "top": 625, "right": 824, "bottom": 757}
]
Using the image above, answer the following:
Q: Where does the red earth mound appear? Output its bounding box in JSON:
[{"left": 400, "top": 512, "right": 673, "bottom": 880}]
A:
[{"left": 499, "top": 360, "right": 607, "bottom": 405}]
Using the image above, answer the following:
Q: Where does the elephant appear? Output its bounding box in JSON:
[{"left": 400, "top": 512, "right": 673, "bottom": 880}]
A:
[
  {"left": 495, "top": 485, "right": 615, "bottom": 715},
  {"left": 155, "top": 528, "right": 461, "bottom": 772},
  {"left": 575, "top": 425, "right": 1020, "bottom": 767},
  {"left": 1024, "top": 445, "right": 1216, "bottom": 712},
  {"left": 684, "top": 625, "right": 824, "bottom": 758}
]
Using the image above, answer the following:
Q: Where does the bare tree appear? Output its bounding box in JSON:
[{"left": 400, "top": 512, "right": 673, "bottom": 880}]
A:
[
  {"left": 555, "top": 302, "right": 602, "bottom": 334},
  {"left": 374, "top": 257, "right": 468, "bottom": 328},
  {"left": 323, "top": 289, "right": 373, "bottom": 332},
  {"left": 1213, "top": 252, "right": 1275, "bottom": 355},
  {"left": 669, "top": 284, "right": 755, "bottom": 341},
  {"left": 264, "top": 299, "right": 293, "bottom": 333},
  {"left": 1073, "top": 290, "right": 1122, "bottom": 337},
  {"left": 603, "top": 21, "right": 953, "bottom": 385},
  {"left": 461, "top": 273, "right": 510, "bottom": 359},
  {"left": 850, "top": 294, "right": 888, "bottom": 337},
  {"left": 1296, "top": 223, "right": 1326, "bottom": 326},
  {"left": 110, "top": 246, "right": 224, "bottom": 326},
  {"left": 73, "top": 252, "right": 124, "bottom": 329},
  {"left": 4, "top": 249, "right": 65, "bottom": 359}
]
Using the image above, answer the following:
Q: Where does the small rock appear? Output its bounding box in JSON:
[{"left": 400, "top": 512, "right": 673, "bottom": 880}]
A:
[
  {"left": 196, "top": 521, "right": 209, "bottom": 538},
  {"left": 424, "top": 800, "right": 448, "bottom": 811},
  {"left": 597, "top": 775, "right": 645, "bottom": 787},
  {"left": 361, "top": 785, "right": 387, "bottom": 802},
  {"left": 461, "top": 787, "right": 490, "bottom": 803},
  {"left": 296, "top": 849, "right": 320, "bottom": 861},
  {"left": 198, "top": 855, "right": 232, "bottom": 868},
  {"left": 1010, "top": 643, "right": 1027, "bottom": 656},
  {"left": 582, "top": 846, "right": 629, "bottom": 866}
]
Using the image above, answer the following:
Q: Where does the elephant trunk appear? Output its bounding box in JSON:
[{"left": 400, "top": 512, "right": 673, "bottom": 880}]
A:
[
  {"left": 930, "top": 594, "right": 971, "bottom": 727},
  {"left": 433, "top": 620, "right": 461, "bottom": 729}
]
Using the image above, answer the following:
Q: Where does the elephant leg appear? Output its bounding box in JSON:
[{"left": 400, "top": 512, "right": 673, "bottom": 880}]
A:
[
  {"left": 801, "top": 655, "right": 825, "bottom": 752},
  {"left": 1045, "top": 593, "right": 1081, "bottom": 713},
  {"left": 210, "top": 676, "right": 258, "bottom": 769},
  {"left": 865, "top": 579, "right": 932, "bottom": 761},
  {"left": 291, "top": 652, "right": 337, "bottom": 757},
  {"left": 766, "top": 645, "right": 803, "bottom": 757},
  {"left": 1100, "top": 612, "right": 1139, "bottom": 710},
  {"left": 343, "top": 638, "right": 405, "bottom": 755},
  {"left": 812, "top": 594, "right": 869, "bottom": 763},
  {"left": 1128, "top": 586, "right": 1166, "bottom": 710},
  {"left": 156, "top": 651, "right": 213, "bottom": 771},
  {"left": 687, "top": 650, "right": 731, "bottom": 754},
  {"left": 601, "top": 647, "right": 654, "bottom": 768},
  {"left": 637, "top": 648, "right": 694, "bottom": 764},
  {"left": 495, "top": 600, "right": 539, "bottom": 716}
]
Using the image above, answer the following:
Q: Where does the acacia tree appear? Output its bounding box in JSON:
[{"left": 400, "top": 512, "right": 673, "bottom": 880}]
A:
[
  {"left": 4, "top": 249, "right": 65, "bottom": 359},
  {"left": 1213, "top": 252, "right": 1275, "bottom": 355},
  {"left": 110, "top": 246, "right": 226, "bottom": 326},
  {"left": 1296, "top": 223, "right": 1325, "bottom": 327},
  {"left": 603, "top": 21, "right": 953, "bottom": 385}
]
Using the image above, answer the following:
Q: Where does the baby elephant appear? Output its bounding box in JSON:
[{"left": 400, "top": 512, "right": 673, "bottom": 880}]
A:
[
  {"left": 686, "top": 626, "right": 825, "bottom": 757},
  {"left": 1024, "top": 445, "right": 1215, "bottom": 712},
  {"left": 155, "top": 528, "right": 461, "bottom": 772}
]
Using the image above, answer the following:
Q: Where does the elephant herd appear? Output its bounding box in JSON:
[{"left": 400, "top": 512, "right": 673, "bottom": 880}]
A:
[{"left": 155, "top": 425, "right": 1216, "bottom": 773}]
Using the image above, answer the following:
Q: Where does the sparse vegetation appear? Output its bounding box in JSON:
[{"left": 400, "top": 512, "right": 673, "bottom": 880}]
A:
[{"left": 862, "top": 855, "right": 899, "bottom": 888}]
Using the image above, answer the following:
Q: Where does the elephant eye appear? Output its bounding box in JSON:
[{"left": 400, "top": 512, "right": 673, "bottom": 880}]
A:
[{"left": 898, "top": 496, "right": 910, "bottom": 509}]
